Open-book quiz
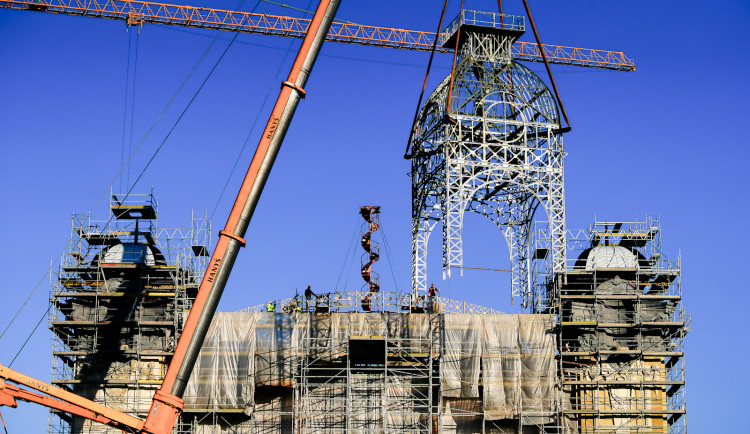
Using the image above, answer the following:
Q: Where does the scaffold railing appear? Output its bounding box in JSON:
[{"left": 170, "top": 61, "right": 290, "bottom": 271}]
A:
[{"left": 238, "top": 290, "right": 503, "bottom": 315}]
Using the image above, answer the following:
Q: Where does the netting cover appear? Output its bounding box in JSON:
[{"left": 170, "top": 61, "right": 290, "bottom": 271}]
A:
[
  {"left": 481, "top": 315, "right": 520, "bottom": 419},
  {"left": 447, "top": 314, "right": 556, "bottom": 420},
  {"left": 184, "top": 312, "right": 257, "bottom": 410},
  {"left": 442, "top": 314, "right": 481, "bottom": 398},
  {"left": 185, "top": 311, "right": 555, "bottom": 422},
  {"left": 255, "top": 313, "right": 304, "bottom": 387},
  {"left": 518, "top": 315, "right": 556, "bottom": 422}
]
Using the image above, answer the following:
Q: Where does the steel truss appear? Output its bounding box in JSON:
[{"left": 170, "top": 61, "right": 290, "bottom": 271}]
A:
[
  {"left": 0, "top": 0, "right": 636, "bottom": 71},
  {"left": 410, "top": 11, "right": 566, "bottom": 306}
]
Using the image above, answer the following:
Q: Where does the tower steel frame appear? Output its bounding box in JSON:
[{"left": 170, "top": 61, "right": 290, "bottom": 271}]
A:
[{"left": 410, "top": 11, "right": 566, "bottom": 306}]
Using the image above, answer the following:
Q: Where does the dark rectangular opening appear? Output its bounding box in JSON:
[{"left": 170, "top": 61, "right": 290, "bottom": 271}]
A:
[{"left": 349, "top": 338, "right": 385, "bottom": 368}]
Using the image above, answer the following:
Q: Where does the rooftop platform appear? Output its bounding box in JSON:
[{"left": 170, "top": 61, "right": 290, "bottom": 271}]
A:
[
  {"left": 111, "top": 193, "right": 157, "bottom": 220},
  {"left": 441, "top": 10, "right": 525, "bottom": 48}
]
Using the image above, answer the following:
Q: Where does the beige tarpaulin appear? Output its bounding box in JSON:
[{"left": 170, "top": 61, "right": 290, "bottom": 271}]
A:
[
  {"left": 184, "top": 312, "right": 257, "bottom": 410},
  {"left": 185, "top": 311, "right": 556, "bottom": 422},
  {"left": 443, "top": 314, "right": 556, "bottom": 420}
]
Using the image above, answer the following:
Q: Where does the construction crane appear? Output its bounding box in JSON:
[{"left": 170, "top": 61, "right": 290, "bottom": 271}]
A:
[
  {"left": 0, "top": 0, "right": 635, "bottom": 432},
  {"left": 0, "top": 0, "right": 341, "bottom": 432},
  {"left": 0, "top": 0, "right": 636, "bottom": 71}
]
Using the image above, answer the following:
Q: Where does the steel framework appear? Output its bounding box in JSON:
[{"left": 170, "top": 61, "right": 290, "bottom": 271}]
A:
[
  {"left": 410, "top": 11, "right": 566, "bottom": 306},
  {"left": 0, "top": 0, "right": 636, "bottom": 71}
]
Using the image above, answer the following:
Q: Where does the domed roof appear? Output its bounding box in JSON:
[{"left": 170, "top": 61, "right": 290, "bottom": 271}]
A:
[
  {"left": 584, "top": 245, "right": 638, "bottom": 270},
  {"left": 98, "top": 243, "right": 159, "bottom": 266}
]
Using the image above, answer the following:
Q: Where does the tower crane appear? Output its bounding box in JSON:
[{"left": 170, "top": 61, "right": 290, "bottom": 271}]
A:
[
  {"left": 0, "top": 0, "right": 636, "bottom": 71},
  {"left": 0, "top": 0, "right": 635, "bottom": 433}
]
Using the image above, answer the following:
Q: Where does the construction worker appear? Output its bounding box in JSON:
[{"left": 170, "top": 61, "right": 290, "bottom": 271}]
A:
[
  {"left": 304, "top": 285, "right": 315, "bottom": 300},
  {"left": 304, "top": 285, "right": 315, "bottom": 309},
  {"left": 265, "top": 300, "right": 276, "bottom": 312},
  {"left": 427, "top": 284, "right": 439, "bottom": 313},
  {"left": 361, "top": 293, "right": 372, "bottom": 312},
  {"left": 428, "top": 283, "right": 439, "bottom": 297}
]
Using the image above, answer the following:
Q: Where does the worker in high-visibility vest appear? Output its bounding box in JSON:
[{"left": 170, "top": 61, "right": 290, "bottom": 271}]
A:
[{"left": 266, "top": 301, "right": 276, "bottom": 312}]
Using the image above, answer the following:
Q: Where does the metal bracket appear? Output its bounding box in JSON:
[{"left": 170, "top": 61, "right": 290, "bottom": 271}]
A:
[
  {"left": 219, "top": 230, "right": 246, "bottom": 248},
  {"left": 281, "top": 81, "right": 306, "bottom": 99}
]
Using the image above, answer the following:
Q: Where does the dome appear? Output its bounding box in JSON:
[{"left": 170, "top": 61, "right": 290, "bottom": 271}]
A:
[
  {"left": 584, "top": 245, "right": 638, "bottom": 270},
  {"left": 97, "top": 243, "right": 161, "bottom": 266}
]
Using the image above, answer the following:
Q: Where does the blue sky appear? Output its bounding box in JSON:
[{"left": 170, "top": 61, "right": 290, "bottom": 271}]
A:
[{"left": 1, "top": 0, "right": 749, "bottom": 431}]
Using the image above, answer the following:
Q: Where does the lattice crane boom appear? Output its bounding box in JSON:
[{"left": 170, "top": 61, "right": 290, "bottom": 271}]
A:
[{"left": 0, "top": 0, "right": 636, "bottom": 71}]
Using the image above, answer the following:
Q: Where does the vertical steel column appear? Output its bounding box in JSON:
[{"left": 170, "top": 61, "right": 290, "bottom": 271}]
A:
[{"left": 143, "top": 1, "right": 340, "bottom": 432}]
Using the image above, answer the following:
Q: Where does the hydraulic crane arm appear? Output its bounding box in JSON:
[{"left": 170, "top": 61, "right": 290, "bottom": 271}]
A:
[
  {"left": 0, "top": 383, "right": 117, "bottom": 428},
  {"left": 0, "top": 0, "right": 341, "bottom": 432},
  {"left": 0, "top": 0, "right": 636, "bottom": 71},
  {"left": 145, "top": 0, "right": 341, "bottom": 428},
  {"left": 0, "top": 364, "right": 144, "bottom": 431}
]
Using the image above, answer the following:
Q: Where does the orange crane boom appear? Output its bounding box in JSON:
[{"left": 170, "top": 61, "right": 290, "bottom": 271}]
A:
[
  {"left": 0, "top": 0, "right": 343, "bottom": 432},
  {"left": 0, "top": 0, "right": 636, "bottom": 71}
]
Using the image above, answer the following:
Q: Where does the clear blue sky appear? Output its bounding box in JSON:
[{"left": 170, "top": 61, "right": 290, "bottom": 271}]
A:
[{"left": 1, "top": 0, "right": 748, "bottom": 431}]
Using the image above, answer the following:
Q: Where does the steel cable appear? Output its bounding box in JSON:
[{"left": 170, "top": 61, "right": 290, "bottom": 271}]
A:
[
  {"left": 210, "top": 0, "right": 313, "bottom": 221},
  {"left": 378, "top": 216, "right": 401, "bottom": 292},
  {"left": 404, "top": 0, "right": 450, "bottom": 159}
]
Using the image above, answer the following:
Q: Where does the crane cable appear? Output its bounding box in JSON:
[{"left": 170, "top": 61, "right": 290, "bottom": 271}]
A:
[
  {"left": 120, "top": 31, "right": 132, "bottom": 192},
  {"left": 520, "top": 0, "right": 570, "bottom": 129},
  {"left": 334, "top": 215, "right": 361, "bottom": 291},
  {"left": 210, "top": 0, "right": 314, "bottom": 222},
  {"left": 378, "top": 215, "right": 400, "bottom": 292},
  {"left": 120, "top": 29, "right": 140, "bottom": 191},
  {"left": 403, "top": 0, "right": 450, "bottom": 159},
  {"left": 127, "top": 31, "right": 140, "bottom": 188}
]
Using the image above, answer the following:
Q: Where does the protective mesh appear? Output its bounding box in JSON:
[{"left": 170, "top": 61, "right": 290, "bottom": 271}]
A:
[
  {"left": 184, "top": 312, "right": 556, "bottom": 422},
  {"left": 184, "top": 312, "right": 257, "bottom": 410},
  {"left": 441, "top": 314, "right": 481, "bottom": 398}
]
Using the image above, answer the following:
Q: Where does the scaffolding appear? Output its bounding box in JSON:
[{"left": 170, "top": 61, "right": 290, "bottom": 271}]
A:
[
  {"left": 48, "top": 192, "right": 210, "bottom": 434},
  {"left": 179, "top": 309, "right": 558, "bottom": 433},
  {"left": 45, "top": 213, "right": 687, "bottom": 434},
  {"left": 532, "top": 216, "right": 688, "bottom": 433},
  {"left": 297, "top": 313, "right": 438, "bottom": 432}
]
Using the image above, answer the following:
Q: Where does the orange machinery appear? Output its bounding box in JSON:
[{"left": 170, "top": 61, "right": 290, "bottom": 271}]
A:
[{"left": 0, "top": 0, "right": 341, "bottom": 432}]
